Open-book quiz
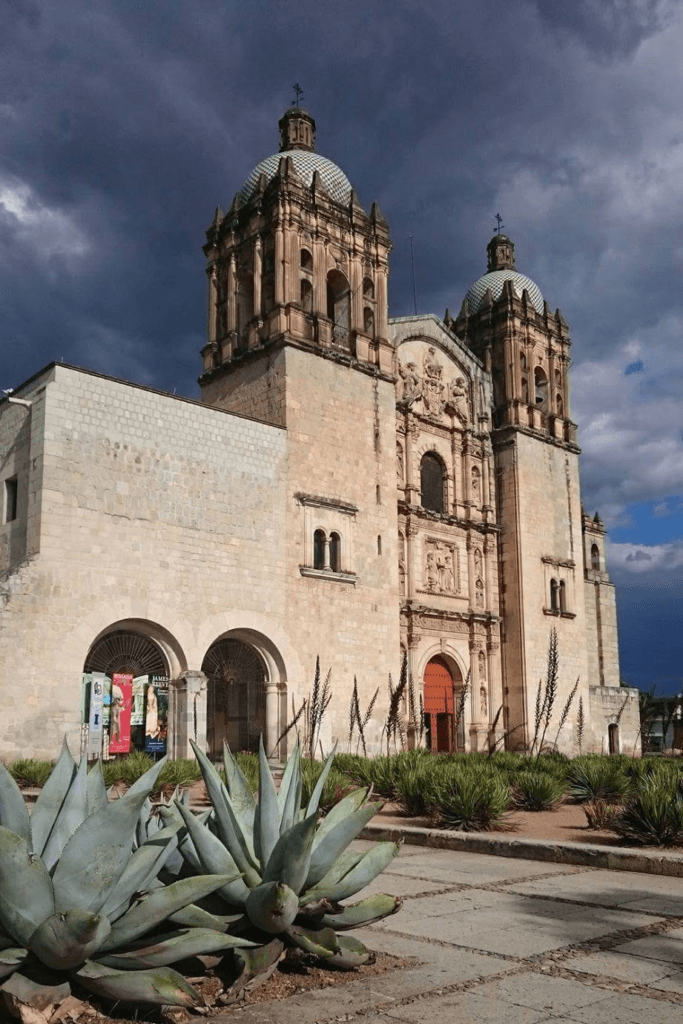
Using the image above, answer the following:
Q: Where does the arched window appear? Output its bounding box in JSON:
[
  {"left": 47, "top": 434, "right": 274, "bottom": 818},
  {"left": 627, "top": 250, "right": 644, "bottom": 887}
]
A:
[
  {"left": 534, "top": 366, "right": 548, "bottom": 407},
  {"left": 521, "top": 377, "right": 529, "bottom": 404},
  {"left": 329, "top": 532, "right": 341, "bottom": 573},
  {"left": 520, "top": 351, "right": 527, "bottom": 370},
  {"left": 559, "top": 580, "right": 567, "bottom": 613},
  {"left": 420, "top": 452, "right": 445, "bottom": 513},
  {"left": 326, "top": 270, "right": 350, "bottom": 342},
  {"left": 300, "top": 278, "right": 313, "bottom": 312},
  {"left": 363, "top": 306, "right": 374, "bottom": 335},
  {"left": 363, "top": 277, "right": 374, "bottom": 299},
  {"left": 313, "top": 529, "right": 326, "bottom": 570},
  {"left": 300, "top": 248, "right": 313, "bottom": 270},
  {"left": 550, "top": 578, "right": 559, "bottom": 611},
  {"left": 608, "top": 722, "right": 619, "bottom": 755},
  {"left": 591, "top": 544, "right": 600, "bottom": 571}
]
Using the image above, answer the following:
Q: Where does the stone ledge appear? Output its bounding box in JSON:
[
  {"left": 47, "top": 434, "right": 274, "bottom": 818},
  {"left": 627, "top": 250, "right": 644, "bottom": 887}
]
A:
[{"left": 360, "top": 821, "right": 683, "bottom": 877}]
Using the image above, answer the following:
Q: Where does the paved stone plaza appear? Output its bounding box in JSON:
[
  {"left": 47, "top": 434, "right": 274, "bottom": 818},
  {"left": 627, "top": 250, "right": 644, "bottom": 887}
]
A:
[{"left": 220, "top": 843, "right": 683, "bottom": 1024}]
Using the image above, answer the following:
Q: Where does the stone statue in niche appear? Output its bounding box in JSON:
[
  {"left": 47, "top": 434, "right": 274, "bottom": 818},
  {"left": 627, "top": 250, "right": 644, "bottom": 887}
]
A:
[
  {"left": 397, "top": 442, "right": 404, "bottom": 481},
  {"left": 399, "top": 562, "right": 406, "bottom": 597},
  {"left": 421, "top": 347, "right": 445, "bottom": 417},
  {"left": 446, "top": 377, "right": 469, "bottom": 422},
  {"left": 475, "top": 578, "right": 485, "bottom": 607},
  {"left": 423, "top": 538, "right": 458, "bottom": 594},
  {"left": 474, "top": 548, "right": 483, "bottom": 576},
  {"left": 396, "top": 360, "right": 422, "bottom": 407},
  {"left": 480, "top": 686, "right": 488, "bottom": 716},
  {"left": 471, "top": 465, "right": 481, "bottom": 503},
  {"left": 479, "top": 649, "right": 486, "bottom": 682}
]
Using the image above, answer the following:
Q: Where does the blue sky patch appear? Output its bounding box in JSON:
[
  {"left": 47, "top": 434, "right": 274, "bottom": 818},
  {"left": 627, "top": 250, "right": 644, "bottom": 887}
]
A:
[
  {"left": 625, "top": 360, "right": 644, "bottom": 375},
  {"left": 611, "top": 496, "right": 683, "bottom": 545}
]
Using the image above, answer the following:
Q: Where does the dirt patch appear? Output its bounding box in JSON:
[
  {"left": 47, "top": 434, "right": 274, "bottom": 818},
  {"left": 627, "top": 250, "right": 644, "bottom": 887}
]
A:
[{"left": 46, "top": 951, "right": 416, "bottom": 1024}]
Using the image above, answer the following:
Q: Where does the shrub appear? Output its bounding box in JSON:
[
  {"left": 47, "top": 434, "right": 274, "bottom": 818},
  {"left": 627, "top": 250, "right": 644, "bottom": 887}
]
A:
[
  {"left": 393, "top": 763, "right": 437, "bottom": 817},
  {"left": 567, "top": 757, "right": 628, "bottom": 803},
  {"left": 610, "top": 776, "right": 683, "bottom": 847},
  {"left": 512, "top": 771, "right": 566, "bottom": 811},
  {"left": 7, "top": 757, "right": 53, "bottom": 787},
  {"left": 584, "top": 799, "right": 620, "bottom": 830},
  {"left": 429, "top": 769, "right": 511, "bottom": 832},
  {"left": 157, "top": 757, "right": 201, "bottom": 788}
]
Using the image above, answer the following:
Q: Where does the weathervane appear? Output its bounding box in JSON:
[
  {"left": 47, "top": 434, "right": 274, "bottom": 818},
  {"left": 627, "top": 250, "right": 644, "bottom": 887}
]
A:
[
  {"left": 494, "top": 213, "right": 504, "bottom": 235},
  {"left": 292, "top": 82, "right": 304, "bottom": 107}
]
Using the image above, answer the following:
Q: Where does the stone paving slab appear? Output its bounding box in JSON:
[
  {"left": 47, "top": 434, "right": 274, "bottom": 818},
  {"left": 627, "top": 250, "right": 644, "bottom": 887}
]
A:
[
  {"left": 500, "top": 868, "right": 683, "bottom": 915},
  {"left": 211, "top": 843, "right": 683, "bottom": 1024}
]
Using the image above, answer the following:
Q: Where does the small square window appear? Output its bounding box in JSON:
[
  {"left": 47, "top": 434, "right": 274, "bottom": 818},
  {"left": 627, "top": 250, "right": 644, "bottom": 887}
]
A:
[{"left": 4, "top": 478, "right": 18, "bottom": 524}]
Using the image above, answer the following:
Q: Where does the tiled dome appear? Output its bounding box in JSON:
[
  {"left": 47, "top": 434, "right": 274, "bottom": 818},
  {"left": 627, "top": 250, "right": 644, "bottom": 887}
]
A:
[
  {"left": 241, "top": 151, "right": 353, "bottom": 205},
  {"left": 465, "top": 269, "right": 544, "bottom": 314}
]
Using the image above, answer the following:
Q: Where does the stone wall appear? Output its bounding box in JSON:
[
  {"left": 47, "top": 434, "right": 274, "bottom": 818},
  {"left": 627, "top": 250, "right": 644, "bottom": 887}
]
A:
[
  {"left": 0, "top": 364, "right": 293, "bottom": 760},
  {"left": 497, "top": 430, "right": 590, "bottom": 753}
]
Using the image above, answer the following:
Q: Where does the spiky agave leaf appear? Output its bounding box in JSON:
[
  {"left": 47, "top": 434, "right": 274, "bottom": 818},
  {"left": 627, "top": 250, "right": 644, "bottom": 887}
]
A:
[
  {"left": 96, "top": 927, "right": 258, "bottom": 970},
  {"left": 29, "top": 738, "right": 76, "bottom": 858},
  {"left": 73, "top": 960, "right": 200, "bottom": 1008},
  {"left": 317, "top": 893, "right": 402, "bottom": 931},
  {"left": 0, "top": 764, "right": 31, "bottom": 843},
  {"left": 0, "top": 827, "right": 55, "bottom": 946},
  {"left": 29, "top": 909, "right": 111, "bottom": 970}
]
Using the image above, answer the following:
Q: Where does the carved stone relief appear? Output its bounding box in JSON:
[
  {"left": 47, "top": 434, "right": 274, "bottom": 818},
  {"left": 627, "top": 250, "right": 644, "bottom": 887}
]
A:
[
  {"left": 445, "top": 377, "right": 469, "bottom": 423},
  {"left": 421, "top": 347, "right": 446, "bottom": 417},
  {"left": 422, "top": 538, "right": 459, "bottom": 594},
  {"left": 413, "top": 615, "right": 469, "bottom": 634}
]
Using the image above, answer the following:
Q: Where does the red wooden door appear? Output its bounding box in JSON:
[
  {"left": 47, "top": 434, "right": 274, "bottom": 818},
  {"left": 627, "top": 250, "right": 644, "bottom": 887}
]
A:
[{"left": 423, "top": 657, "right": 455, "bottom": 753}]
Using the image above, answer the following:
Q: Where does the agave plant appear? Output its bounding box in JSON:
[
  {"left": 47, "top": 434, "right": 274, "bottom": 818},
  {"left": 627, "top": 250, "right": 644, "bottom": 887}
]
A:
[
  {"left": 171, "top": 738, "right": 402, "bottom": 999},
  {"left": 0, "top": 741, "right": 256, "bottom": 1019}
]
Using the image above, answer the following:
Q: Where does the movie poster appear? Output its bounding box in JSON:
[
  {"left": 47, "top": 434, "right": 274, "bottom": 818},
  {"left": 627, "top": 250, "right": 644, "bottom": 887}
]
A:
[
  {"left": 87, "top": 672, "right": 106, "bottom": 757},
  {"left": 130, "top": 676, "right": 147, "bottom": 726},
  {"left": 109, "top": 673, "right": 133, "bottom": 754},
  {"left": 145, "top": 676, "right": 169, "bottom": 754},
  {"left": 102, "top": 677, "right": 112, "bottom": 727}
]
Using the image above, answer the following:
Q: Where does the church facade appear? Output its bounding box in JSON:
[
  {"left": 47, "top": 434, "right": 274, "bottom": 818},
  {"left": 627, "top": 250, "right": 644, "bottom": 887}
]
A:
[{"left": 0, "top": 106, "right": 639, "bottom": 762}]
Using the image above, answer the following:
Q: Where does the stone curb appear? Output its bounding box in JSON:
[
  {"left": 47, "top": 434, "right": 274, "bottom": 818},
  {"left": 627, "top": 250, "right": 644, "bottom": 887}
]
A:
[{"left": 360, "top": 822, "right": 683, "bottom": 877}]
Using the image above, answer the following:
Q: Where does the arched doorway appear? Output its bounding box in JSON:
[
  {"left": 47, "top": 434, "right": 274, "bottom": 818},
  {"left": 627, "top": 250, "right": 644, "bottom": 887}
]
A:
[
  {"left": 423, "top": 656, "right": 463, "bottom": 753},
  {"left": 83, "top": 628, "right": 170, "bottom": 758},
  {"left": 202, "top": 638, "right": 266, "bottom": 757},
  {"left": 608, "top": 722, "right": 619, "bottom": 755}
]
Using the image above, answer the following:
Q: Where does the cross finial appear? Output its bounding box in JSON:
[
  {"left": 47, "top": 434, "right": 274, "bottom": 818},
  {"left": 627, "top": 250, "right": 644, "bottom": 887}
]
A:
[
  {"left": 292, "top": 82, "right": 304, "bottom": 107},
  {"left": 495, "top": 213, "right": 504, "bottom": 235}
]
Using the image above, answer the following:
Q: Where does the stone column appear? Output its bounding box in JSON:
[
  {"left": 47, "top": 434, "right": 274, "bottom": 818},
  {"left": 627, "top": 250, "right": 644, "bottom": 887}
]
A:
[
  {"left": 253, "top": 237, "right": 262, "bottom": 318},
  {"left": 468, "top": 639, "right": 487, "bottom": 752},
  {"left": 377, "top": 265, "right": 388, "bottom": 337},
  {"left": 172, "top": 671, "right": 208, "bottom": 758},
  {"left": 451, "top": 435, "right": 463, "bottom": 515},
  {"left": 350, "top": 257, "right": 362, "bottom": 334},
  {"left": 484, "top": 533, "right": 495, "bottom": 611},
  {"left": 265, "top": 683, "right": 281, "bottom": 763},
  {"left": 275, "top": 203, "right": 284, "bottom": 306},
  {"left": 207, "top": 265, "right": 218, "bottom": 345},
  {"left": 487, "top": 636, "right": 504, "bottom": 748},
  {"left": 227, "top": 254, "right": 237, "bottom": 333},
  {"left": 404, "top": 420, "right": 420, "bottom": 505}
]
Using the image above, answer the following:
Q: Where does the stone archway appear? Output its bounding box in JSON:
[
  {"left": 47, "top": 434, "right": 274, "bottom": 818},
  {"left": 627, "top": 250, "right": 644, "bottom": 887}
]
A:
[
  {"left": 202, "top": 638, "right": 266, "bottom": 757},
  {"left": 423, "top": 655, "right": 464, "bottom": 753}
]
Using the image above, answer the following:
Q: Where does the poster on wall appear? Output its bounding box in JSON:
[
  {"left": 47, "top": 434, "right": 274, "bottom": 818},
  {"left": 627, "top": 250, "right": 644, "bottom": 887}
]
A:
[
  {"left": 87, "top": 672, "right": 107, "bottom": 756},
  {"left": 130, "top": 676, "right": 147, "bottom": 726},
  {"left": 102, "top": 677, "right": 112, "bottom": 727},
  {"left": 145, "top": 676, "right": 169, "bottom": 755},
  {"left": 109, "top": 674, "right": 133, "bottom": 754}
]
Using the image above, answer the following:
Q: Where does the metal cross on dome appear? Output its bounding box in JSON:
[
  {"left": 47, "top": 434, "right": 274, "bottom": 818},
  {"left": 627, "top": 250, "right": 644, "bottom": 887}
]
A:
[
  {"left": 292, "top": 83, "right": 304, "bottom": 106},
  {"left": 495, "top": 213, "right": 504, "bottom": 234}
]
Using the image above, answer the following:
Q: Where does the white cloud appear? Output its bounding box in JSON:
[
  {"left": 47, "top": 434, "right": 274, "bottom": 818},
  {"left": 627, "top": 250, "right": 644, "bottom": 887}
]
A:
[
  {"left": 607, "top": 538, "right": 683, "bottom": 574},
  {"left": 0, "top": 177, "right": 90, "bottom": 260}
]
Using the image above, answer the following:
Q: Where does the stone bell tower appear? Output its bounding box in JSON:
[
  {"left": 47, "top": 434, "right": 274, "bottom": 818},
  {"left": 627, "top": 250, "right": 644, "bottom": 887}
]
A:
[
  {"left": 454, "top": 234, "right": 591, "bottom": 750},
  {"left": 199, "top": 105, "right": 393, "bottom": 423},
  {"left": 197, "top": 107, "right": 402, "bottom": 753}
]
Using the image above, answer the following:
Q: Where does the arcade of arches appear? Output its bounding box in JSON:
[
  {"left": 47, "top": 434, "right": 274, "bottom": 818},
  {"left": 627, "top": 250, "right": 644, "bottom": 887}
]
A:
[{"left": 82, "top": 627, "right": 277, "bottom": 760}]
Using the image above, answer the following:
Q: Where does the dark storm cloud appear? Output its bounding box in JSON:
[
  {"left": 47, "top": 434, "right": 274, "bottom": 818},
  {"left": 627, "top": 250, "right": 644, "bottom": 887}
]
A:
[{"left": 2, "top": 0, "right": 683, "bottom": 691}]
